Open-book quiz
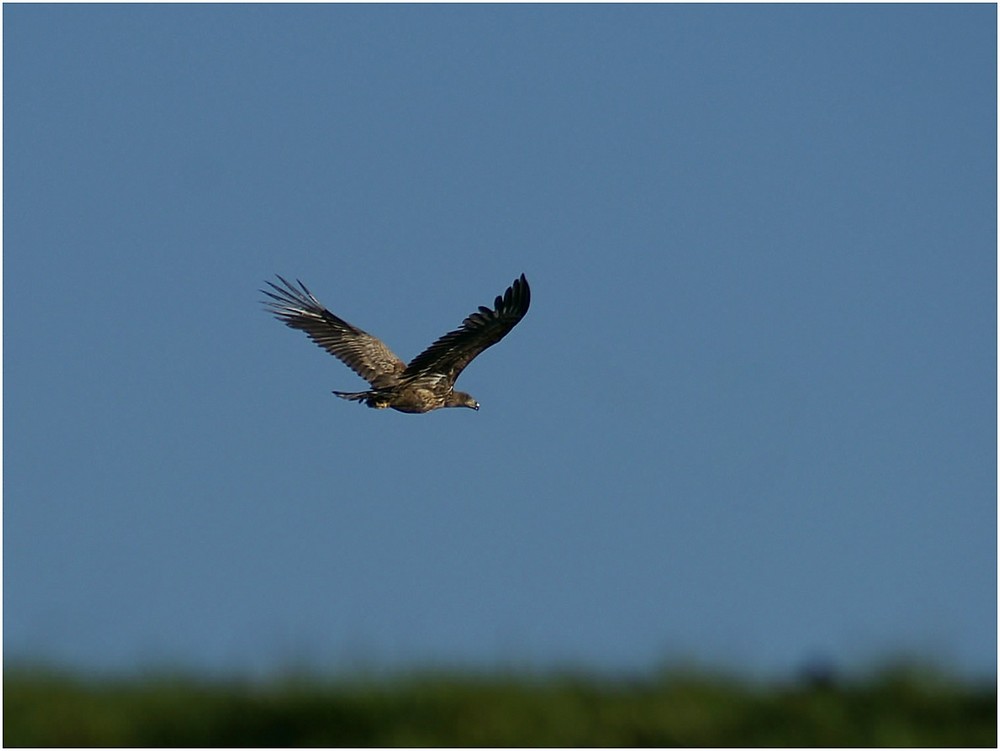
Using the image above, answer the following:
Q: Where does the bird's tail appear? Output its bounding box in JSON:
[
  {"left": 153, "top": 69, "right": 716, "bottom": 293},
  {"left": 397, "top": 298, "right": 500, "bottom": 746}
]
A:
[
  {"left": 333, "top": 389, "right": 395, "bottom": 409},
  {"left": 332, "top": 390, "right": 372, "bottom": 404}
]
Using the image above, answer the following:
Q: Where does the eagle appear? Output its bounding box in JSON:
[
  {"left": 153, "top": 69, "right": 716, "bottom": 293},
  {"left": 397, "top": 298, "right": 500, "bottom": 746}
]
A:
[{"left": 262, "top": 273, "right": 530, "bottom": 413}]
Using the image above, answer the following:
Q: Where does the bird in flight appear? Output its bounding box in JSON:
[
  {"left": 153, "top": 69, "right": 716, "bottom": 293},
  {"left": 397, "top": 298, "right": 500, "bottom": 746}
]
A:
[{"left": 262, "top": 274, "right": 530, "bottom": 413}]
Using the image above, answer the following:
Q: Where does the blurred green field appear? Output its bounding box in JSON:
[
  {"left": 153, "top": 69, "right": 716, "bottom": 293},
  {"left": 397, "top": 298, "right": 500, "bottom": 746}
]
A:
[{"left": 4, "top": 662, "right": 996, "bottom": 747}]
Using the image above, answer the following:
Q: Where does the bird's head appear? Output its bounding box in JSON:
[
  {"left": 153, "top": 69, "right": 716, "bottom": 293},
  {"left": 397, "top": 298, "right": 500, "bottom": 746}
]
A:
[{"left": 447, "top": 391, "right": 480, "bottom": 410}]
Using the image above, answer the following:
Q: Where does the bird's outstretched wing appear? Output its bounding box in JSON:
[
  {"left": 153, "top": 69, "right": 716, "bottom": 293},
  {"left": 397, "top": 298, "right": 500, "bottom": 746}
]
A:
[
  {"left": 262, "top": 275, "right": 406, "bottom": 387},
  {"left": 403, "top": 274, "right": 530, "bottom": 383}
]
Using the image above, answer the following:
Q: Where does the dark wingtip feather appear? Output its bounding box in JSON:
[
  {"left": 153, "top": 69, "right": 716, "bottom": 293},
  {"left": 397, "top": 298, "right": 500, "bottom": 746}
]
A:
[{"left": 510, "top": 273, "right": 530, "bottom": 316}]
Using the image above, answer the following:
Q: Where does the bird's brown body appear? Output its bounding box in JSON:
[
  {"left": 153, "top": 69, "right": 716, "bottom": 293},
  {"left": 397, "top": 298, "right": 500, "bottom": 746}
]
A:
[{"left": 262, "top": 274, "right": 530, "bottom": 413}]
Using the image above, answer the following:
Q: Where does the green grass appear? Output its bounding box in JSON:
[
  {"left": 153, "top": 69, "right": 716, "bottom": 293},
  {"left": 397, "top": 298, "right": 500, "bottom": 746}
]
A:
[{"left": 4, "top": 663, "right": 995, "bottom": 746}]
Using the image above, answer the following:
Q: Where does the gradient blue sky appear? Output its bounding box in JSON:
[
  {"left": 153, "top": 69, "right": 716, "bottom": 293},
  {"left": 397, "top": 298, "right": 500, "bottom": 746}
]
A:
[{"left": 4, "top": 4, "right": 996, "bottom": 679}]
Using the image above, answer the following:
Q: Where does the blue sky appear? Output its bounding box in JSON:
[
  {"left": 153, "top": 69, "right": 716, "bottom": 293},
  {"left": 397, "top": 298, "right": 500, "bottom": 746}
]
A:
[{"left": 4, "top": 4, "right": 996, "bottom": 679}]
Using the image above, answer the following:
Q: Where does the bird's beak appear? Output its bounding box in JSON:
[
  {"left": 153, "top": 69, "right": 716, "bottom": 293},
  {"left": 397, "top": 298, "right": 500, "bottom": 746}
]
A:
[{"left": 473, "top": 403, "right": 480, "bottom": 411}]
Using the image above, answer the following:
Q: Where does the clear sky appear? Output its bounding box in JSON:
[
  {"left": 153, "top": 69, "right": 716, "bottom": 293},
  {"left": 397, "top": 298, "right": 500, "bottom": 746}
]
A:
[{"left": 4, "top": 4, "right": 996, "bottom": 680}]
